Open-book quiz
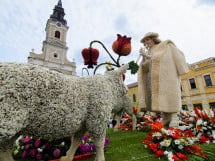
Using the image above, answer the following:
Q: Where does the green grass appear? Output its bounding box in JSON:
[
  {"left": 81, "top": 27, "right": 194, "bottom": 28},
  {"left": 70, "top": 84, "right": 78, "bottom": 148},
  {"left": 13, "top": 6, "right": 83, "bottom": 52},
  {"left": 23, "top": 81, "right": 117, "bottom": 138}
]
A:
[{"left": 15, "top": 129, "right": 215, "bottom": 161}]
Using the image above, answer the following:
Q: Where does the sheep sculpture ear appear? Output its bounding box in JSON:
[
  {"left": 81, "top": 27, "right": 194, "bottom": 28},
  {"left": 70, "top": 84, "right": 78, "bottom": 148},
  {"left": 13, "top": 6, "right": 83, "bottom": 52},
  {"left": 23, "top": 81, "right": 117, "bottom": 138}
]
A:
[{"left": 115, "top": 64, "right": 129, "bottom": 76}]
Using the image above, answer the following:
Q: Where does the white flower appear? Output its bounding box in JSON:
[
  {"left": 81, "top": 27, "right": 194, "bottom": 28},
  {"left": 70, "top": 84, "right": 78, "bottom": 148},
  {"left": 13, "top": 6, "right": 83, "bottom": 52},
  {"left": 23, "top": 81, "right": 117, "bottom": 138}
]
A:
[
  {"left": 161, "top": 128, "right": 169, "bottom": 135},
  {"left": 37, "top": 148, "right": 43, "bottom": 152},
  {"left": 174, "top": 139, "right": 180, "bottom": 145},
  {"left": 189, "top": 117, "right": 195, "bottom": 121},
  {"left": 209, "top": 109, "right": 214, "bottom": 117},
  {"left": 60, "top": 141, "right": 65, "bottom": 146},
  {"left": 202, "top": 127, "right": 207, "bottom": 130},
  {"left": 160, "top": 142, "right": 165, "bottom": 147},
  {"left": 187, "top": 138, "right": 194, "bottom": 144},
  {"left": 212, "top": 130, "right": 215, "bottom": 139},
  {"left": 196, "top": 119, "right": 203, "bottom": 125},
  {"left": 166, "top": 151, "right": 174, "bottom": 161},
  {"left": 15, "top": 135, "right": 23, "bottom": 146},
  {"left": 179, "top": 125, "right": 188, "bottom": 131},
  {"left": 152, "top": 132, "right": 162, "bottom": 137},
  {"left": 178, "top": 145, "right": 184, "bottom": 149},
  {"left": 203, "top": 121, "right": 207, "bottom": 126},
  {"left": 189, "top": 124, "right": 194, "bottom": 128}
]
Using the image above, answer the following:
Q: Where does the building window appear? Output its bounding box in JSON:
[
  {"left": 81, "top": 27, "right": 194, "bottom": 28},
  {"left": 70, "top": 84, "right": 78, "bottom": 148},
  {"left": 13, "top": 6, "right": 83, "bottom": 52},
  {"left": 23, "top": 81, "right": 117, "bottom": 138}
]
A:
[
  {"left": 182, "top": 105, "right": 188, "bottom": 111},
  {"left": 209, "top": 102, "right": 215, "bottom": 113},
  {"left": 133, "top": 94, "right": 136, "bottom": 102},
  {"left": 53, "top": 53, "right": 58, "bottom": 58},
  {"left": 189, "top": 78, "right": 196, "bottom": 89},
  {"left": 55, "top": 31, "right": 60, "bottom": 38},
  {"left": 193, "top": 103, "right": 202, "bottom": 110},
  {"left": 204, "top": 74, "right": 213, "bottom": 87}
]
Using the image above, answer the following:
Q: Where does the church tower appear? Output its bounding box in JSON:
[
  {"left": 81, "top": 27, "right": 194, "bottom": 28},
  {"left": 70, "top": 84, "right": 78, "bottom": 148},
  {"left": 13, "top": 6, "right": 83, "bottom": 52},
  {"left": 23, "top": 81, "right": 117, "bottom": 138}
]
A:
[{"left": 28, "top": 0, "right": 76, "bottom": 75}]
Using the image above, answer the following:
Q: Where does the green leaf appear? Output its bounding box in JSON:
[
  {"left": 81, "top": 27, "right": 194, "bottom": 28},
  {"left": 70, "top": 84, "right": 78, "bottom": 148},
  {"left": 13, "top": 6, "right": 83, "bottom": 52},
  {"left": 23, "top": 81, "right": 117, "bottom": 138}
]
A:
[{"left": 128, "top": 61, "right": 139, "bottom": 74}]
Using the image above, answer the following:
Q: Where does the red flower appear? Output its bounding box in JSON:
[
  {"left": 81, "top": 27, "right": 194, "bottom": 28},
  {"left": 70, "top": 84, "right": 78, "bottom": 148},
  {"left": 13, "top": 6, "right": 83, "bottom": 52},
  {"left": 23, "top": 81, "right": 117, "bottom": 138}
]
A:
[
  {"left": 176, "top": 152, "right": 188, "bottom": 160},
  {"left": 172, "top": 154, "right": 179, "bottom": 161},
  {"left": 192, "top": 144, "right": 202, "bottom": 151},
  {"left": 82, "top": 48, "right": 99, "bottom": 68},
  {"left": 194, "top": 107, "right": 202, "bottom": 118},
  {"left": 151, "top": 122, "right": 163, "bottom": 131},
  {"left": 155, "top": 150, "right": 164, "bottom": 157},
  {"left": 210, "top": 117, "right": 215, "bottom": 123},
  {"left": 199, "top": 135, "right": 209, "bottom": 144},
  {"left": 148, "top": 143, "right": 159, "bottom": 153},
  {"left": 112, "top": 34, "right": 131, "bottom": 56},
  {"left": 132, "top": 107, "right": 138, "bottom": 114}
]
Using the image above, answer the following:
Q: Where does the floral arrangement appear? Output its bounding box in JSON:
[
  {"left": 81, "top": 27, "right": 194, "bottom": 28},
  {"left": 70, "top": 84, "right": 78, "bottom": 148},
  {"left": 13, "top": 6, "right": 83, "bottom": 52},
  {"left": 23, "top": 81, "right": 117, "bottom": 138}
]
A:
[
  {"left": 13, "top": 134, "right": 109, "bottom": 161},
  {"left": 119, "top": 111, "right": 162, "bottom": 131},
  {"left": 136, "top": 112, "right": 162, "bottom": 131},
  {"left": 179, "top": 107, "right": 215, "bottom": 144},
  {"left": 120, "top": 112, "right": 133, "bottom": 131},
  {"left": 143, "top": 121, "right": 208, "bottom": 161}
]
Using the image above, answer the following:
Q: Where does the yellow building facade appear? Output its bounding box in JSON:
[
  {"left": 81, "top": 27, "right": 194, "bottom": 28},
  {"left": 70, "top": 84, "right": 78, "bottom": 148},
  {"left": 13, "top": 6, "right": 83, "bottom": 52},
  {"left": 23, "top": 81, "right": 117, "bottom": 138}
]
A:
[
  {"left": 181, "top": 57, "right": 215, "bottom": 111},
  {"left": 127, "top": 57, "right": 215, "bottom": 112}
]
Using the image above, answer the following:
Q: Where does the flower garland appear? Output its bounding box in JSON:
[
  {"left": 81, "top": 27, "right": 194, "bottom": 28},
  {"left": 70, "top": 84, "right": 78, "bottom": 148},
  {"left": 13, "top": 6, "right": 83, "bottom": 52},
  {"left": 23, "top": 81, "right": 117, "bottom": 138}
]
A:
[{"left": 13, "top": 133, "right": 109, "bottom": 161}]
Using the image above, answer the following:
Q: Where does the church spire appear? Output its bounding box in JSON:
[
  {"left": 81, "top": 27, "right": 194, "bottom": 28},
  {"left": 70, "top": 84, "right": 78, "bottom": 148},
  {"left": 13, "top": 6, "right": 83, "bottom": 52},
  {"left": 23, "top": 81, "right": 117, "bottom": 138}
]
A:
[
  {"left": 58, "top": 0, "right": 62, "bottom": 6},
  {"left": 50, "top": 0, "right": 67, "bottom": 25}
]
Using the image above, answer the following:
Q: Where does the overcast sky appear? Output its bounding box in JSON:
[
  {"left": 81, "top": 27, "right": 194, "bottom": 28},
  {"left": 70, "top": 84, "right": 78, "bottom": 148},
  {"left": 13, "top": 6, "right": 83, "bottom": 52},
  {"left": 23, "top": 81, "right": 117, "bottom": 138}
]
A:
[{"left": 0, "top": 0, "right": 215, "bottom": 84}]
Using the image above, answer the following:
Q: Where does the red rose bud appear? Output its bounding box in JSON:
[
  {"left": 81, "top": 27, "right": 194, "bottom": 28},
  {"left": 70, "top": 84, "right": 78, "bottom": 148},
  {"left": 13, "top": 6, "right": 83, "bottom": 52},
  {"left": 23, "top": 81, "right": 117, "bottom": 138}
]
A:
[
  {"left": 82, "top": 48, "right": 99, "bottom": 68},
  {"left": 112, "top": 34, "right": 131, "bottom": 56}
]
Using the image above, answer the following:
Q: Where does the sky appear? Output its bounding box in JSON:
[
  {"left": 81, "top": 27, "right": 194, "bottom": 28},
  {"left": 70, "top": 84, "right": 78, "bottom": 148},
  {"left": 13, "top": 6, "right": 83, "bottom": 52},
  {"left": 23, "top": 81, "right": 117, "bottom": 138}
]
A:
[{"left": 0, "top": 0, "right": 215, "bottom": 84}]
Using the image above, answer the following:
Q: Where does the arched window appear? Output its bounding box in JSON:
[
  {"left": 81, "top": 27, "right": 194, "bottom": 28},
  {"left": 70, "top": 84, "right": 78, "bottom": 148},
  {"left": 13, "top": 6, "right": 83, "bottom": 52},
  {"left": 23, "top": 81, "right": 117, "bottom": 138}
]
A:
[{"left": 55, "top": 31, "right": 60, "bottom": 38}]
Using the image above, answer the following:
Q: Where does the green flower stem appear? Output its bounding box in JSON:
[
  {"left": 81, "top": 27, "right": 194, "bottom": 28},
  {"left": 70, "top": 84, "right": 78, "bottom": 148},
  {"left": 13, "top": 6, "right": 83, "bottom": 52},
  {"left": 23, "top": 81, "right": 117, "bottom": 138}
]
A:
[
  {"left": 93, "top": 62, "right": 119, "bottom": 75},
  {"left": 89, "top": 40, "right": 120, "bottom": 67}
]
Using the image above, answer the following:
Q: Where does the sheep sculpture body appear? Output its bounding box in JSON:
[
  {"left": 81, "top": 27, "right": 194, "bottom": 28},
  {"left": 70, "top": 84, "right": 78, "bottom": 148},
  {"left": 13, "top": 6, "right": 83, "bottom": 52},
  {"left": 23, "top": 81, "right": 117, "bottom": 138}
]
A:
[{"left": 0, "top": 63, "right": 132, "bottom": 161}]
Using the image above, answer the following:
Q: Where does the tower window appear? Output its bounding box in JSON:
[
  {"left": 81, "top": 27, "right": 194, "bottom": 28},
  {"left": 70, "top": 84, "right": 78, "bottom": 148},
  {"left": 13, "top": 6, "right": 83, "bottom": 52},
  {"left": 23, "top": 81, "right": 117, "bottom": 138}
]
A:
[
  {"left": 189, "top": 78, "right": 196, "bottom": 89},
  {"left": 53, "top": 53, "right": 58, "bottom": 58},
  {"left": 55, "top": 31, "right": 60, "bottom": 38},
  {"left": 133, "top": 94, "right": 136, "bottom": 102},
  {"left": 204, "top": 74, "right": 213, "bottom": 87}
]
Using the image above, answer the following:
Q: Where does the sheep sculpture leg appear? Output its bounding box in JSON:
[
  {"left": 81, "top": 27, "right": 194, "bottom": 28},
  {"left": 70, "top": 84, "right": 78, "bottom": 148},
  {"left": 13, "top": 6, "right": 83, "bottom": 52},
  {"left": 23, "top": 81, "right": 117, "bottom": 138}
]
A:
[
  {"left": 0, "top": 139, "right": 16, "bottom": 161},
  {"left": 94, "top": 136, "right": 106, "bottom": 161},
  {"left": 59, "top": 132, "right": 84, "bottom": 161},
  {"left": 0, "top": 150, "right": 14, "bottom": 161}
]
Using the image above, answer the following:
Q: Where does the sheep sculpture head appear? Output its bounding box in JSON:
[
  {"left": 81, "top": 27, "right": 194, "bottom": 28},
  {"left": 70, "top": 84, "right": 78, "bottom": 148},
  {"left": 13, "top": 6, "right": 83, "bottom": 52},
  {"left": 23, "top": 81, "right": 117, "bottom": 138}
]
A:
[{"left": 0, "top": 63, "right": 132, "bottom": 161}]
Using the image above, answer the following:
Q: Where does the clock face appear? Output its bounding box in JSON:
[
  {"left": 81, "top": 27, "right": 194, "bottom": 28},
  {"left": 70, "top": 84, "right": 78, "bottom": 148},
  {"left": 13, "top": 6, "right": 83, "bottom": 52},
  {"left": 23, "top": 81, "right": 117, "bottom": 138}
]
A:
[{"left": 56, "top": 23, "right": 61, "bottom": 27}]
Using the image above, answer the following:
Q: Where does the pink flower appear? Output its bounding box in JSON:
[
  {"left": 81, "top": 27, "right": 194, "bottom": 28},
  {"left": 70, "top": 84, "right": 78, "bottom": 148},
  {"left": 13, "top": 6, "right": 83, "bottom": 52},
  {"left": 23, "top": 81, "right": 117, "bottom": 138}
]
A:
[
  {"left": 53, "top": 148, "right": 61, "bottom": 158},
  {"left": 30, "top": 149, "right": 37, "bottom": 158},
  {"left": 34, "top": 139, "right": 41, "bottom": 148},
  {"left": 36, "top": 152, "right": 43, "bottom": 160},
  {"left": 21, "top": 150, "right": 27, "bottom": 158},
  {"left": 24, "top": 144, "right": 31, "bottom": 150},
  {"left": 24, "top": 136, "right": 31, "bottom": 144}
]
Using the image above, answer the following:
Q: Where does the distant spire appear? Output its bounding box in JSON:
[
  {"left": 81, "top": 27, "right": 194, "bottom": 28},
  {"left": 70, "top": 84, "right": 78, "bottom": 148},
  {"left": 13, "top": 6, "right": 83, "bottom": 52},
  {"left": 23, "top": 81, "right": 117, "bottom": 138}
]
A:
[
  {"left": 50, "top": 0, "right": 67, "bottom": 25},
  {"left": 57, "top": 0, "right": 62, "bottom": 7}
]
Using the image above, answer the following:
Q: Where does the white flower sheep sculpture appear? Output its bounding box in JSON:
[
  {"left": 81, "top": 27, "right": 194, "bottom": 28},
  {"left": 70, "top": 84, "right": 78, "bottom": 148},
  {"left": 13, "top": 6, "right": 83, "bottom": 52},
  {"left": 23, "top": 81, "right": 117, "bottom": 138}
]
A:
[{"left": 0, "top": 63, "right": 132, "bottom": 161}]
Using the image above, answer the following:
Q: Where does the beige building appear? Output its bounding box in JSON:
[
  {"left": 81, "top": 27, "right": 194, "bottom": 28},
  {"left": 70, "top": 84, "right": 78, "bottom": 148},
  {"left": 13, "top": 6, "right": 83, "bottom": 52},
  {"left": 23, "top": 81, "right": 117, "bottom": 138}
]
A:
[
  {"left": 127, "top": 57, "right": 215, "bottom": 112},
  {"left": 28, "top": 0, "right": 76, "bottom": 75}
]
